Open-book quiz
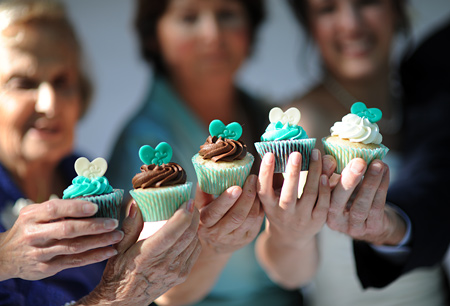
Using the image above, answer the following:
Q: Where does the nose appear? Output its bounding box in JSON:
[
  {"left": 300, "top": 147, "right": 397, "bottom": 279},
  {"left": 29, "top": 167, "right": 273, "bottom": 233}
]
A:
[
  {"left": 199, "top": 14, "right": 221, "bottom": 45},
  {"left": 338, "top": 3, "right": 363, "bottom": 34},
  {"left": 35, "top": 82, "right": 56, "bottom": 117}
]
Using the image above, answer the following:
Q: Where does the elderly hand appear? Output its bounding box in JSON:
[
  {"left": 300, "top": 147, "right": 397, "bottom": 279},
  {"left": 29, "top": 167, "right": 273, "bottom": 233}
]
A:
[
  {"left": 78, "top": 200, "right": 202, "bottom": 306},
  {"left": 0, "top": 199, "right": 123, "bottom": 281},
  {"left": 327, "top": 158, "right": 406, "bottom": 245},
  {"left": 195, "top": 175, "right": 265, "bottom": 255}
]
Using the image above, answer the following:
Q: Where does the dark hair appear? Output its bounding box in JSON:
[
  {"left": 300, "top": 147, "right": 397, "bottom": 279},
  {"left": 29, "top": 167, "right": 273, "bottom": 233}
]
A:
[
  {"left": 287, "top": 0, "right": 409, "bottom": 35},
  {"left": 135, "top": 0, "right": 266, "bottom": 74}
]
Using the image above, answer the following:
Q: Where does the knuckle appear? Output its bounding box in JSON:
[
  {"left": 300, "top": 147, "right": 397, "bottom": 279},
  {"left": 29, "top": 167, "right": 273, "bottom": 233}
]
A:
[
  {"left": 228, "top": 211, "right": 245, "bottom": 226},
  {"left": 67, "top": 241, "right": 82, "bottom": 254},
  {"left": 45, "top": 200, "right": 59, "bottom": 218}
]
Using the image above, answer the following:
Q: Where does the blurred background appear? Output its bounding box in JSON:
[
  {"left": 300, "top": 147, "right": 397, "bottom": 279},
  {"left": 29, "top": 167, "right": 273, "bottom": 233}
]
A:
[{"left": 61, "top": 0, "right": 450, "bottom": 160}]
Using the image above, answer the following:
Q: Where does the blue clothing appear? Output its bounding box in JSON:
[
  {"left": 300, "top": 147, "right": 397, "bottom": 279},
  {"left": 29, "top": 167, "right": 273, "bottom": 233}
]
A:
[
  {"left": 0, "top": 155, "right": 105, "bottom": 305},
  {"left": 109, "top": 75, "right": 302, "bottom": 306}
]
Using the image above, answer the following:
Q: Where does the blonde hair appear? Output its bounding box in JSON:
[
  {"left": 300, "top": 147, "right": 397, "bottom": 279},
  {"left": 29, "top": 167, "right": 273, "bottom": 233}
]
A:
[{"left": 0, "top": 0, "right": 92, "bottom": 117}]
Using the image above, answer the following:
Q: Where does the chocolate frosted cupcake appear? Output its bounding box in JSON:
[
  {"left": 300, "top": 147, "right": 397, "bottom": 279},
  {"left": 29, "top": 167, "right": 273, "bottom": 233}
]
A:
[
  {"left": 63, "top": 157, "right": 123, "bottom": 219},
  {"left": 192, "top": 119, "right": 254, "bottom": 195},
  {"left": 254, "top": 107, "right": 316, "bottom": 172},
  {"left": 129, "top": 142, "right": 192, "bottom": 222}
]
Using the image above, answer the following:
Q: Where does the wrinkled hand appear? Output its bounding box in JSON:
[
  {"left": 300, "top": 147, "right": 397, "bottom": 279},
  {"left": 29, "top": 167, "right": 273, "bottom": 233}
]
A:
[
  {"left": 258, "top": 150, "right": 332, "bottom": 246},
  {"left": 327, "top": 158, "right": 405, "bottom": 245},
  {"left": 0, "top": 199, "right": 123, "bottom": 281},
  {"left": 195, "top": 175, "right": 265, "bottom": 255},
  {"left": 79, "top": 200, "right": 202, "bottom": 306}
]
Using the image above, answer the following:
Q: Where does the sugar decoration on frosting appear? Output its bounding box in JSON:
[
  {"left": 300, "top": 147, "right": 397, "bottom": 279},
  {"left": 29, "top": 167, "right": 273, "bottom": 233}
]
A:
[
  {"left": 209, "top": 119, "right": 243, "bottom": 141},
  {"left": 269, "top": 107, "right": 301, "bottom": 126},
  {"left": 350, "top": 102, "right": 382, "bottom": 123},
  {"left": 75, "top": 157, "right": 108, "bottom": 179},
  {"left": 139, "top": 142, "right": 173, "bottom": 166}
]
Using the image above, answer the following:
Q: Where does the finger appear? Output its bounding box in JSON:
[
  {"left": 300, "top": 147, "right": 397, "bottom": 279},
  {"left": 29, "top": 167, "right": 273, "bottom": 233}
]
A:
[
  {"left": 142, "top": 201, "right": 199, "bottom": 255},
  {"left": 179, "top": 238, "right": 203, "bottom": 280},
  {"left": 194, "top": 183, "right": 215, "bottom": 209},
  {"left": 228, "top": 195, "right": 264, "bottom": 238},
  {"left": 312, "top": 175, "right": 331, "bottom": 223},
  {"left": 322, "top": 155, "right": 337, "bottom": 177},
  {"left": 366, "top": 164, "right": 390, "bottom": 231},
  {"left": 298, "top": 149, "right": 322, "bottom": 215},
  {"left": 199, "top": 186, "right": 242, "bottom": 228},
  {"left": 33, "top": 218, "right": 119, "bottom": 245},
  {"left": 116, "top": 201, "right": 143, "bottom": 254},
  {"left": 257, "top": 152, "right": 276, "bottom": 207},
  {"left": 219, "top": 175, "right": 258, "bottom": 232},
  {"left": 24, "top": 199, "right": 99, "bottom": 222},
  {"left": 348, "top": 161, "right": 385, "bottom": 233},
  {"left": 38, "top": 230, "right": 124, "bottom": 261},
  {"left": 329, "top": 158, "right": 367, "bottom": 218},
  {"left": 279, "top": 152, "right": 303, "bottom": 212}
]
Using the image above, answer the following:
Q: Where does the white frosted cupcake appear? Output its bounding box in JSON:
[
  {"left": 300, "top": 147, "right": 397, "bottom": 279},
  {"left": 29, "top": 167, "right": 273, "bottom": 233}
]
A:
[
  {"left": 192, "top": 119, "right": 254, "bottom": 195},
  {"left": 322, "top": 102, "right": 389, "bottom": 173}
]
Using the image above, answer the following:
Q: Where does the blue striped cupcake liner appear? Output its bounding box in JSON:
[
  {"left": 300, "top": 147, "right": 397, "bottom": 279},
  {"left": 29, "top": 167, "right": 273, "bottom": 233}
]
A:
[
  {"left": 129, "top": 182, "right": 193, "bottom": 222},
  {"left": 254, "top": 138, "right": 316, "bottom": 173},
  {"left": 192, "top": 153, "right": 254, "bottom": 195},
  {"left": 322, "top": 137, "right": 389, "bottom": 174},
  {"left": 79, "top": 189, "right": 124, "bottom": 220}
]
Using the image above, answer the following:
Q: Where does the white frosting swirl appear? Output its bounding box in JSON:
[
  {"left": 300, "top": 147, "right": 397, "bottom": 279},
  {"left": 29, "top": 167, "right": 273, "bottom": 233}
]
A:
[{"left": 330, "top": 114, "right": 382, "bottom": 144}]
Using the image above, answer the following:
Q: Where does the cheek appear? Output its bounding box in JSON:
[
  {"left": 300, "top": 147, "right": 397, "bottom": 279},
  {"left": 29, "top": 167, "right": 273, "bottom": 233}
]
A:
[
  {"left": 226, "top": 29, "right": 251, "bottom": 60},
  {"left": 157, "top": 23, "right": 197, "bottom": 68}
]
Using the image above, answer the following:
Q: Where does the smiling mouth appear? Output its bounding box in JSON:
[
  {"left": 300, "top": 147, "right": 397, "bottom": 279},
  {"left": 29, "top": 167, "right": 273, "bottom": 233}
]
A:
[
  {"left": 340, "top": 40, "right": 372, "bottom": 57},
  {"left": 28, "top": 120, "right": 63, "bottom": 139}
]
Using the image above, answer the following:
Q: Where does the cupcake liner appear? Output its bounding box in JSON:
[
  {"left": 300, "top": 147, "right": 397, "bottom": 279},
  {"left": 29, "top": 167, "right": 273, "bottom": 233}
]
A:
[
  {"left": 254, "top": 138, "right": 316, "bottom": 173},
  {"left": 322, "top": 137, "right": 389, "bottom": 174},
  {"left": 79, "top": 189, "right": 124, "bottom": 220},
  {"left": 129, "top": 182, "right": 193, "bottom": 222},
  {"left": 192, "top": 153, "right": 254, "bottom": 195}
]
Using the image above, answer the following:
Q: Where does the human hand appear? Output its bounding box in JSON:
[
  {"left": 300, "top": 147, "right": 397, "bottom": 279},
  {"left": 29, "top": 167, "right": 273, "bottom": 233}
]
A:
[
  {"left": 195, "top": 175, "right": 265, "bottom": 255},
  {"left": 79, "top": 200, "right": 202, "bottom": 306},
  {"left": 327, "top": 158, "right": 406, "bottom": 245},
  {"left": 257, "top": 150, "right": 331, "bottom": 247},
  {"left": 0, "top": 199, "right": 123, "bottom": 281}
]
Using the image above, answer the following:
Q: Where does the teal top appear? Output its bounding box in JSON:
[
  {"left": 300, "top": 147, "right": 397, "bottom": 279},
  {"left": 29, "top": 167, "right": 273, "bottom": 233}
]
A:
[
  {"left": 108, "top": 75, "right": 302, "bottom": 305},
  {"left": 62, "top": 176, "right": 113, "bottom": 199},
  {"left": 261, "top": 121, "right": 309, "bottom": 141}
]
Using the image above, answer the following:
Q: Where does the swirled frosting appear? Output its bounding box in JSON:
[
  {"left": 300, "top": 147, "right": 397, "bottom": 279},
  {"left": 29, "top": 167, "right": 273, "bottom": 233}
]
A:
[
  {"left": 330, "top": 113, "right": 382, "bottom": 144},
  {"left": 63, "top": 176, "right": 113, "bottom": 199},
  {"left": 199, "top": 136, "right": 247, "bottom": 162},
  {"left": 261, "top": 122, "right": 309, "bottom": 141},
  {"left": 132, "top": 162, "right": 187, "bottom": 188}
]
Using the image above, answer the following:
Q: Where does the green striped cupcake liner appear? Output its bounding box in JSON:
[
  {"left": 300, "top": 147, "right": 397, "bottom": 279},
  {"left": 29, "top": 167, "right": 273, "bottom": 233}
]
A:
[
  {"left": 79, "top": 189, "right": 124, "bottom": 220},
  {"left": 322, "top": 137, "right": 389, "bottom": 174},
  {"left": 254, "top": 138, "right": 316, "bottom": 172},
  {"left": 129, "top": 182, "right": 193, "bottom": 222},
  {"left": 192, "top": 153, "right": 254, "bottom": 195}
]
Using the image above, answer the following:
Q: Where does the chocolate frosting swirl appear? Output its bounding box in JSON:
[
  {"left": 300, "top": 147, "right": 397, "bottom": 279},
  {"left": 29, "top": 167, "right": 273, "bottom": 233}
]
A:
[
  {"left": 132, "top": 162, "right": 187, "bottom": 188},
  {"left": 199, "top": 136, "right": 247, "bottom": 162}
]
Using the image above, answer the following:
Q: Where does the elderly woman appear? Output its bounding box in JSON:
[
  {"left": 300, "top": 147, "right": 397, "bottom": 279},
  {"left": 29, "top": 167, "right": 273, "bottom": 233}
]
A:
[{"left": 0, "top": 0, "right": 201, "bottom": 305}]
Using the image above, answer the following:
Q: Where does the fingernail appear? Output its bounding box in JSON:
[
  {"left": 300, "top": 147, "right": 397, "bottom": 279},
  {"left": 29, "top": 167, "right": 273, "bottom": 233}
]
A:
[
  {"left": 106, "top": 249, "right": 118, "bottom": 257},
  {"left": 323, "top": 156, "right": 334, "bottom": 172},
  {"left": 83, "top": 203, "right": 98, "bottom": 214},
  {"left": 128, "top": 202, "right": 137, "bottom": 219},
  {"left": 230, "top": 186, "right": 242, "bottom": 198},
  {"left": 370, "top": 162, "right": 383, "bottom": 175},
  {"left": 321, "top": 174, "right": 328, "bottom": 186},
  {"left": 311, "top": 149, "right": 319, "bottom": 161},
  {"left": 290, "top": 152, "right": 301, "bottom": 166},
  {"left": 112, "top": 230, "right": 124, "bottom": 241},
  {"left": 104, "top": 219, "right": 119, "bottom": 230},
  {"left": 186, "top": 199, "right": 195, "bottom": 213},
  {"left": 264, "top": 153, "right": 274, "bottom": 165},
  {"left": 350, "top": 160, "right": 365, "bottom": 174}
]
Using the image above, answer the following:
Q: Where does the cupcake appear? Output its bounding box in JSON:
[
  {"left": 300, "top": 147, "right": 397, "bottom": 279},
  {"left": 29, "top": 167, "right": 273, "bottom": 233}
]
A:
[
  {"left": 254, "top": 107, "right": 316, "bottom": 172},
  {"left": 63, "top": 157, "right": 124, "bottom": 219},
  {"left": 322, "top": 102, "right": 389, "bottom": 174},
  {"left": 192, "top": 119, "right": 254, "bottom": 195},
  {"left": 129, "top": 142, "right": 192, "bottom": 222}
]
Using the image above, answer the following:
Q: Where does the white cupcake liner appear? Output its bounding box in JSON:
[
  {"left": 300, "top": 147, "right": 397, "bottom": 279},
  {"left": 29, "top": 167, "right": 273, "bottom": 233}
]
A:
[
  {"left": 192, "top": 153, "right": 254, "bottom": 195},
  {"left": 322, "top": 137, "right": 389, "bottom": 174},
  {"left": 78, "top": 189, "right": 124, "bottom": 220},
  {"left": 129, "top": 182, "right": 193, "bottom": 222},
  {"left": 254, "top": 138, "right": 316, "bottom": 172}
]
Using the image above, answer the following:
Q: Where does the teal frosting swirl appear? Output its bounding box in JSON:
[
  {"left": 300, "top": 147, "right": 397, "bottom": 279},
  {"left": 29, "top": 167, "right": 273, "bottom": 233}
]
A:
[
  {"left": 261, "top": 122, "right": 309, "bottom": 141},
  {"left": 63, "top": 176, "right": 113, "bottom": 199}
]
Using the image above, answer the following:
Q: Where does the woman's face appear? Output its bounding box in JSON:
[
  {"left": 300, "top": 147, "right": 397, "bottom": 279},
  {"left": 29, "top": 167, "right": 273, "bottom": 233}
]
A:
[
  {"left": 0, "top": 23, "right": 81, "bottom": 165},
  {"left": 307, "top": 0, "right": 398, "bottom": 80},
  {"left": 157, "top": 0, "right": 251, "bottom": 82}
]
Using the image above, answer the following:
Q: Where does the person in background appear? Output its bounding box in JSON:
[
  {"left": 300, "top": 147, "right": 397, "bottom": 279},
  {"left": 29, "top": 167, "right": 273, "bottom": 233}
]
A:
[
  {"left": 265, "top": 0, "right": 449, "bottom": 305},
  {"left": 108, "top": 0, "right": 306, "bottom": 305},
  {"left": 0, "top": 0, "right": 201, "bottom": 304}
]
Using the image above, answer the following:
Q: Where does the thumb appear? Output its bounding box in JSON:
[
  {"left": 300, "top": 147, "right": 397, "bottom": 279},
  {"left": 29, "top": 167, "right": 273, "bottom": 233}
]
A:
[
  {"left": 115, "top": 201, "right": 143, "bottom": 254},
  {"left": 195, "top": 183, "right": 214, "bottom": 209}
]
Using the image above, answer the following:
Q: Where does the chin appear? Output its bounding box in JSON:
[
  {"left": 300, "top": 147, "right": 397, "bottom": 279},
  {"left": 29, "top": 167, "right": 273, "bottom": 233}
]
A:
[{"left": 22, "top": 143, "right": 72, "bottom": 164}]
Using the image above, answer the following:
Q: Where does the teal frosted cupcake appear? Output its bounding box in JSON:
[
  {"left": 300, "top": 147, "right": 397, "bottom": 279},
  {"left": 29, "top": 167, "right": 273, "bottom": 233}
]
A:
[
  {"left": 322, "top": 102, "right": 389, "bottom": 174},
  {"left": 129, "top": 142, "right": 192, "bottom": 222},
  {"left": 254, "top": 107, "right": 316, "bottom": 172},
  {"left": 192, "top": 119, "right": 254, "bottom": 195},
  {"left": 63, "top": 157, "right": 124, "bottom": 219}
]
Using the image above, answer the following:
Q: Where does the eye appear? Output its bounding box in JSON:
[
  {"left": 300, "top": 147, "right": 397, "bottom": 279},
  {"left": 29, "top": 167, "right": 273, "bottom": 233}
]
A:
[
  {"left": 4, "top": 77, "right": 38, "bottom": 90},
  {"left": 180, "top": 12, "right": 198, "bottom": 24},
  {"left": 53, "top": 74, "right": 69, "bottom": 90}
]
